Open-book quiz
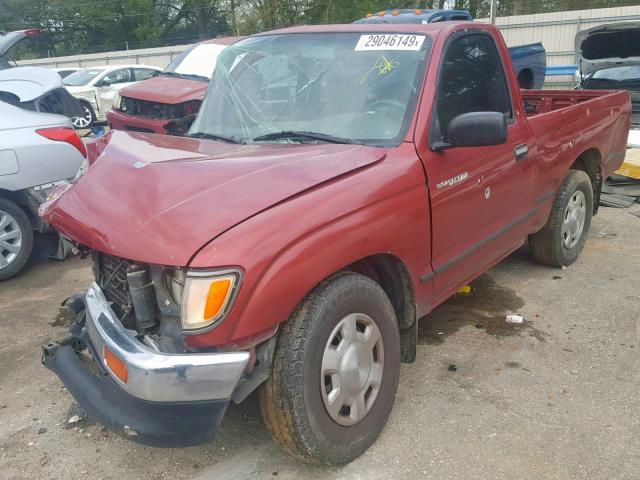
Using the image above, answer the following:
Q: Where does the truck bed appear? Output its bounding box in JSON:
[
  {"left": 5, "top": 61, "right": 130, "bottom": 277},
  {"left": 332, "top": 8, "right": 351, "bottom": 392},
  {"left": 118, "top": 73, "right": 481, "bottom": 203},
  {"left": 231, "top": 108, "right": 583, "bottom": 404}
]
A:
[
  {"left": 523, "top": 88, "right": 630, "bottom": 189},
  {"left": 522, "top": 89, "right": 624, "bottom": 117}
]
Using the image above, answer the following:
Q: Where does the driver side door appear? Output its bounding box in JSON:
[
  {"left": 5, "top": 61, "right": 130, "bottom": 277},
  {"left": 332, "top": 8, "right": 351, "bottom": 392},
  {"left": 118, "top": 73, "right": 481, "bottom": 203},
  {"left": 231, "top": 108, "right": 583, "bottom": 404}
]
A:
[{"left": 420, "top": 31, "right": 534, "bottom": 303}]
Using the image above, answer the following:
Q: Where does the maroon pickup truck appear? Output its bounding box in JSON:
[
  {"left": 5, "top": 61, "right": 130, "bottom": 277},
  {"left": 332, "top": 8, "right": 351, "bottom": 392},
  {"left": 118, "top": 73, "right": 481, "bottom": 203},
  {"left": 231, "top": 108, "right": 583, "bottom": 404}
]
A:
[{"left": 41, "top": 22, "right": 630, "bottom": 465}]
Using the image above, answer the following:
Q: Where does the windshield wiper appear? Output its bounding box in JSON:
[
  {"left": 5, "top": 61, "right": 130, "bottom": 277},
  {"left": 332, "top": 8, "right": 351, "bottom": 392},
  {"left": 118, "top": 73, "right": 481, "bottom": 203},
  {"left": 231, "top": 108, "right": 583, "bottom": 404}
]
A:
[
  {"left": 252, "top": 130, "right": 362, "bottom": 145},
  {"left": 161, "top": 71, "right": 209, "bottom": 82},
  {"left": 187, "top": 132, "right": 245, "bottom": 144}
]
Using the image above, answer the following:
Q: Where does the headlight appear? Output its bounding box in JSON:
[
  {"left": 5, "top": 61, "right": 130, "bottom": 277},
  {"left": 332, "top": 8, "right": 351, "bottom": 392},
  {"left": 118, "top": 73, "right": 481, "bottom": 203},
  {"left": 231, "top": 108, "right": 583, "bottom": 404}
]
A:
[
  {"left": 181, "top": 269, "right": 242, "bottom": 331},
  {"left": 113, "top": 91, "right": 122, "bottom": 110}
]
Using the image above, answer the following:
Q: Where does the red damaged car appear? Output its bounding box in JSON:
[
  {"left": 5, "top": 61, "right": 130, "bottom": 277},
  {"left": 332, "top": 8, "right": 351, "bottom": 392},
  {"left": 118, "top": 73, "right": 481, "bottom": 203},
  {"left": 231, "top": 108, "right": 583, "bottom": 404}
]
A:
[{"left": 106, "top": 36, "right": 241, "bottom": 135}]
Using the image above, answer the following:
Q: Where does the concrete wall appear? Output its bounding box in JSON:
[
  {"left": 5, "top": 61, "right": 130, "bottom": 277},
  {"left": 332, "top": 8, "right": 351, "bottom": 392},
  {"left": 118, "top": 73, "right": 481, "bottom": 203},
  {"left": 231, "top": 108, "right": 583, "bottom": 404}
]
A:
[{"left": 17, "top": 43, "right": 192, "bottom": 69}]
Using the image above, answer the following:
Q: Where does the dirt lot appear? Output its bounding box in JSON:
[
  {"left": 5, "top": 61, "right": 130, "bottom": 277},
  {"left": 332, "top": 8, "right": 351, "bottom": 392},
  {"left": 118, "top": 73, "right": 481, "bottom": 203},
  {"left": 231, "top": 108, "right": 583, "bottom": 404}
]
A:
[{"left": 1, "top": 206, "right": 639, "bottom": 480}]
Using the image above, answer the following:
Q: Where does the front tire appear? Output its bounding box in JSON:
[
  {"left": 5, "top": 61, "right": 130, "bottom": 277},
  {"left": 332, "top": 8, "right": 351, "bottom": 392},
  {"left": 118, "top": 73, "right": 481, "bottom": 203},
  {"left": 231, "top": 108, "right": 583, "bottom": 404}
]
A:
[
  {"left": 0, "top": 198, "right": 34, "bottom": 281},
  {"left": 529, "top": 169, "right": 593, "bottom": 267},
  {"left": 259, "top": 273, "right": 401, "bottom": 465}
]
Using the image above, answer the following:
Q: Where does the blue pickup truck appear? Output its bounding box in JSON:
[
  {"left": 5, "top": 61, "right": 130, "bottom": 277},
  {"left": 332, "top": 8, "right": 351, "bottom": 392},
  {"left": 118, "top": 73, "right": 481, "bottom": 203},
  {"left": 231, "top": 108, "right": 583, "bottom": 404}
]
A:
[{"left": 354, "top": 9, "right": 547, "bottom": 89}]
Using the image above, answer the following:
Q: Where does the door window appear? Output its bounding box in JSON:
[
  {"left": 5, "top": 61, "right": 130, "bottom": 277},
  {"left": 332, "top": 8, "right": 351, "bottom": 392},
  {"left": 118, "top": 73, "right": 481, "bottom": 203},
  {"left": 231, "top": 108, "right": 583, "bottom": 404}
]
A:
[
  {"left": 433, "top": 33, "right": 512, "bottom": 141},
  {"left": 133, "top": 68, "right": 158, "bottom": 81},
  {"left": 102, "top": 68, "right": 133, "bottom": 85}
]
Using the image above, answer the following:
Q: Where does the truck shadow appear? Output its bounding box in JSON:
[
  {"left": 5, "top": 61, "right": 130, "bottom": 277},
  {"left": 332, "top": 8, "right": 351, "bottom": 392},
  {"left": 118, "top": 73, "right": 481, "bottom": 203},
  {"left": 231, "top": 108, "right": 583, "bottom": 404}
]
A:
[
  {"left": 418, "top": 259, "right": 548, "bottom": 344},
  {"left": 198, "top": 395, "right": 327, "bottom": 478},
  {"left": 9, "top": 233, "right": 59, "bottom": 281}
]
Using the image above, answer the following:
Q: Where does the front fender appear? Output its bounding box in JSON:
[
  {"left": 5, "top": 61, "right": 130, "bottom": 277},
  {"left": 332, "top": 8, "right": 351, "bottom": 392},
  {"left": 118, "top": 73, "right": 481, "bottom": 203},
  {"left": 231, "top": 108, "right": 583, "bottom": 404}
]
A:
[{"left": 185, "top": 146, "right": 432, "bottom": 348}]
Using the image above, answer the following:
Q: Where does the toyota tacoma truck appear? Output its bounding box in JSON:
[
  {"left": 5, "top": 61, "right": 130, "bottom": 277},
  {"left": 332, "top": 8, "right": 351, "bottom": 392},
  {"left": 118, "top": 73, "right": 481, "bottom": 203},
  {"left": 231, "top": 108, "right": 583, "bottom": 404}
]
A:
[{"left": 41, "top": 22, "right": 630, "bottom": 465}]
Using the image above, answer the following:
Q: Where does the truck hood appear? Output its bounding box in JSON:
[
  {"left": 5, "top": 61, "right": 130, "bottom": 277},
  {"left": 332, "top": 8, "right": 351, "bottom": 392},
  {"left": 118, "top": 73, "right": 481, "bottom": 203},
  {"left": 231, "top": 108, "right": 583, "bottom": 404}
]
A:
[
  {"left": 118, "top": 75, "right": 208, "bottom": 104},
  {"left": 575, "top": 22, "right": 640, "bottom": 76},
  {"left": 43, "top": 131, "right": 385, "bottom": 266}
]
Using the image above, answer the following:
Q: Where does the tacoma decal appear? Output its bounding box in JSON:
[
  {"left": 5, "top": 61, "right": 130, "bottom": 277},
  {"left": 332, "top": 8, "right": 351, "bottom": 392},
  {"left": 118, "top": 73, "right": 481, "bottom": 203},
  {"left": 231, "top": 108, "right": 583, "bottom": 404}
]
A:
[{"left": 436, "top": 172, "right": 469, "bottom": 190}]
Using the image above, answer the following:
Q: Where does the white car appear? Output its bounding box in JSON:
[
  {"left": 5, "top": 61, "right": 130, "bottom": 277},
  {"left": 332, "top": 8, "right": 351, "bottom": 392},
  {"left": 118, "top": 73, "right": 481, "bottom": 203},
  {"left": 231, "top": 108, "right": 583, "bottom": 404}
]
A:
[
  {"left": 52, "top": 67, "right": 81, "bottom": 79},
  {"left": 63, "top": 64, "right": 162, "bottom": 128},
  {"left": 0, "top": 67, "right": 86, "bottom": 280}
]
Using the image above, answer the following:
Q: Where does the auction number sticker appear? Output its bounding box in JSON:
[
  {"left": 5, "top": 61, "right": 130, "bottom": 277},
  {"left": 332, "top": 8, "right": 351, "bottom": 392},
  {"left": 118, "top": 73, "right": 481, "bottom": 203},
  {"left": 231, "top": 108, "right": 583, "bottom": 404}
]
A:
[{"left": 355, "top": 34, "right": 425, "bottom": 51}]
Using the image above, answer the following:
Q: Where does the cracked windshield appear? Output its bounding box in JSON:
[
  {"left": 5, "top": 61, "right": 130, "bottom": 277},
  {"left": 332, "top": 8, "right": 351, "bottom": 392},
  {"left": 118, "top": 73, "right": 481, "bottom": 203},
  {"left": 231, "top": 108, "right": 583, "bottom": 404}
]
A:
[{"left": 189, "top": 32, "right": 431, "bottom": 145}]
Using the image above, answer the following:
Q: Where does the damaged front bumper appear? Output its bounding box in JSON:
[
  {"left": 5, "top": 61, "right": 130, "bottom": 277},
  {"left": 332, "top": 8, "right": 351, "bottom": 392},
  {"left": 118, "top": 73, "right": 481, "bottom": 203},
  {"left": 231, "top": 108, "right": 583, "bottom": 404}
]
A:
[{"left": 42, "top": 282, "right": 250, "bottom": 447}]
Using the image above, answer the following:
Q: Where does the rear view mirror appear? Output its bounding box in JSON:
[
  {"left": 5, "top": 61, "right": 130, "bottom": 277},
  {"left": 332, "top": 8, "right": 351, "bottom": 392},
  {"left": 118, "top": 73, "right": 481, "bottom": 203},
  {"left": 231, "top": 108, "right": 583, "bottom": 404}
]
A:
[{"left": 435, "top": 111, "right": 507, "bottom": 150}]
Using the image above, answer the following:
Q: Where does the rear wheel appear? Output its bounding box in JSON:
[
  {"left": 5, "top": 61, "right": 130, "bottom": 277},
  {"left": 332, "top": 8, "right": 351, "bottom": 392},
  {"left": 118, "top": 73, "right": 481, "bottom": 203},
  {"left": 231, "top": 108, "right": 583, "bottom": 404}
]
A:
[
  {"left": 529, "top": 169, "right": 593, "bottom": 267},
  {"left": 259, "top": 273, "right": 400, "bottom": 465},
  {"left": 0, "top": 198, "right": 34, "bottom": 281},
  {"left": 72, "top": 102, "right": 95, "bottom": 129}
]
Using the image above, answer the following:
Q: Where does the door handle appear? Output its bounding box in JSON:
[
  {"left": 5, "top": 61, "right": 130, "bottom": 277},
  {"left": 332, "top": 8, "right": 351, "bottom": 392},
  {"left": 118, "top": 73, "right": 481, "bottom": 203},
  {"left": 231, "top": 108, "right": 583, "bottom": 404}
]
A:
[{"left": 515, "top": 144, "right": 529, "bottom": 161}]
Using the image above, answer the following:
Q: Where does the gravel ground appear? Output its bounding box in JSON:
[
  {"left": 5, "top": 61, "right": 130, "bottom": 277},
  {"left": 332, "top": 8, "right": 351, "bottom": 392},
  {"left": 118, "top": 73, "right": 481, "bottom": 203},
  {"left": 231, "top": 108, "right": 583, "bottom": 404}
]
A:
[{"left": 1, "top": 206, "right": 639, "bottom": 480}]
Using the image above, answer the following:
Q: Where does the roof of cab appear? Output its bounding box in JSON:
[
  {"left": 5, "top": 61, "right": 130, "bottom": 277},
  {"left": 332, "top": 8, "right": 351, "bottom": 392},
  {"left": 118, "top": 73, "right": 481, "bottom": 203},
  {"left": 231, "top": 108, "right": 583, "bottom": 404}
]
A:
[
  {"left": 200, "top": 36, "right": 245, "bottom": 46},
  {"left": 255, "top": 21, "right": 478, "bottom": 36}
]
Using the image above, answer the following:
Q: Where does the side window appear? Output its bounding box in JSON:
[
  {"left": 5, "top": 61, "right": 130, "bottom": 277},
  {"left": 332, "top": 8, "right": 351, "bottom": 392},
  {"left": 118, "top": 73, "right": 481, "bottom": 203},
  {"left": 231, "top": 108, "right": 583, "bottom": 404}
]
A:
[
  {"left": 133, "top": 68, "right": 158, "bottom": 81},
  {"left": 102, "top": 68, "right": 132, "bottom": 85},
  {"left": 435, "top": 33, "right": 512, "bottom": 137}
]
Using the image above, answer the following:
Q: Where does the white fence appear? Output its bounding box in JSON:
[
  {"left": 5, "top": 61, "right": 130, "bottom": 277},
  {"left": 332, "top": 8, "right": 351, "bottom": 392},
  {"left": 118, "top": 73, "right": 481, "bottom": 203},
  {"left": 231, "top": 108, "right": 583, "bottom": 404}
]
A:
[
  {"left": 17, "top": 44, "right": 192, "bottom": 69},
  {"left": 17, "top": 5, "right": 640, "bottom": 87}
]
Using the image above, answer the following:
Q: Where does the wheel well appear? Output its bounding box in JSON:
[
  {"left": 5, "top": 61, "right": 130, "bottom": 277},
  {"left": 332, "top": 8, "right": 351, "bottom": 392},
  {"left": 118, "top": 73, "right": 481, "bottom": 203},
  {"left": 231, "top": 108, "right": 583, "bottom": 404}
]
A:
[
  {"left": 0, "top": 189, "right": 25, "bottom": 206},
  {"left": 345, "top": 254, "right": 416, "bottom": 331},
  {"left": 570, "top": 148, "right": 602, "bottom": 214},
  {"left": 517, "top": 68, "right": 534, "bottom": 89}
]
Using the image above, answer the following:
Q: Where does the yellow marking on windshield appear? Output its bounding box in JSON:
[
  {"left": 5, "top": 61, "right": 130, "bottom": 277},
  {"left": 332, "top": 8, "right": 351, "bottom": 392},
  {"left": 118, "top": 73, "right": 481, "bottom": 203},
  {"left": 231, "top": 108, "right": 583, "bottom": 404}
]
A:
[{"left": 360, "top": 56, "right": 400, "bottom": 84}]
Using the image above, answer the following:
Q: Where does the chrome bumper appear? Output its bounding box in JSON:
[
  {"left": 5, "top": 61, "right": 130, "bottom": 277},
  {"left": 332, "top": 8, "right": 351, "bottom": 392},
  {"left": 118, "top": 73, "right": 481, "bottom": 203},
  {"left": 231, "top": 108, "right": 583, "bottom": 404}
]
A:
[{"left": 84, "top": 282, "right": 250, "bottom": 403}]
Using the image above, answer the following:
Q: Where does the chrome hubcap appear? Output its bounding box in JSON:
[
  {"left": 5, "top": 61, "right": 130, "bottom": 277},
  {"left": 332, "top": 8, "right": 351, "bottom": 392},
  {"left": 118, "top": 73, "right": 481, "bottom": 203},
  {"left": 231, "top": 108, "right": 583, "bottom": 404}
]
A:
[
  {"left": 0, "top": 210, "right": 23, "bottom": 269},
  {"left": 321, "top": 313, "right": 384, "bottom": 426},
  {"left": 561, "top": 190, "right": 586, "bottom": 249},
  {"left": 72, "top": 106, "right": 92, "bottom": 128}
]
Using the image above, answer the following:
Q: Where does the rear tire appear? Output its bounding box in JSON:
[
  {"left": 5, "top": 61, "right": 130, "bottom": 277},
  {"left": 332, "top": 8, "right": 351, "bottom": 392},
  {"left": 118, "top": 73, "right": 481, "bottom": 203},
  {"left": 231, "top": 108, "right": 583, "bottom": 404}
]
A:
[
  {"left": 529, "top": 169, "right": 593, "bottom": 267},
  {"left": 0, "top": 198, "right": 34, "bottom": 281},
  {"left": 259, "top": 272, "right": 401, "bottom": 465}
]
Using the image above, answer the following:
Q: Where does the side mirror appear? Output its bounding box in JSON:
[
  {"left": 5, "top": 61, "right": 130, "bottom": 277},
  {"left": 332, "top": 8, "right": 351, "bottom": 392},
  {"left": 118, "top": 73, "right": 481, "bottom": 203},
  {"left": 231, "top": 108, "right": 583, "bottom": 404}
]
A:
[
  {"left": 96, "top": 80, "right": 110, "bottom": 87},
  {"left": 435, "top": 111, "right": 507, "bottom": 150}
]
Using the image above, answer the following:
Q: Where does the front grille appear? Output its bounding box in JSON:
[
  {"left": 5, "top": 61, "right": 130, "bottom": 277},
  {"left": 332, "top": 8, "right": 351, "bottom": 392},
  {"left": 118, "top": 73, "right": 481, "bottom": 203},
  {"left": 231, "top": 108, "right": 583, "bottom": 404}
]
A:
[
  {"left": 96, "top": 254, "right": 133, "bottom": 322},
  {"left": 124, "top": 125, "right": 155, "bottom": 133},
  {"left": 120, "top": 97, "right": 176, "bottom": 119}
]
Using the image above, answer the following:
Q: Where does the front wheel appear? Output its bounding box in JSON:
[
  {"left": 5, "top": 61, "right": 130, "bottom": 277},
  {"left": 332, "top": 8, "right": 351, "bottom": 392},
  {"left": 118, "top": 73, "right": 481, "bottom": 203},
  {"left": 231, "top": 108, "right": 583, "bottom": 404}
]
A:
[
  {"left": 259, "top": 273, "right": 401, "bottom": 465},
  {"left": 529, "top": 169, "right": 593, "bottom": 267},
  {"left": 72, "top": 102, "right": 96, "bottom": 129}
]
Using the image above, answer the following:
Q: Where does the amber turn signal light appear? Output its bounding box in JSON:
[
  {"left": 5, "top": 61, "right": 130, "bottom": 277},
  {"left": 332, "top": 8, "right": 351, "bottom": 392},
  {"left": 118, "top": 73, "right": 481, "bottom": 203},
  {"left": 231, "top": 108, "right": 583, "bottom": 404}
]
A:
[
  {"left": 204, "top": 278, "right": 232, "bottom": 319},
  {"left": 181, "top": 270, "right": 242, "bottom": 331},
  {"left": 104, "top": 346, "right": 128, "bottom": 383}
]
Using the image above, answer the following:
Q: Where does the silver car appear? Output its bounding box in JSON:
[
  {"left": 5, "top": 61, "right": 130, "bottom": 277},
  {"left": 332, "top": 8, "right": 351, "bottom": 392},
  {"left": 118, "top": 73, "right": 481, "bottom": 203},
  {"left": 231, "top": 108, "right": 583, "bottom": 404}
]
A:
[{"left": 0, "top": 68, "right": 86, "bottom": 280}]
